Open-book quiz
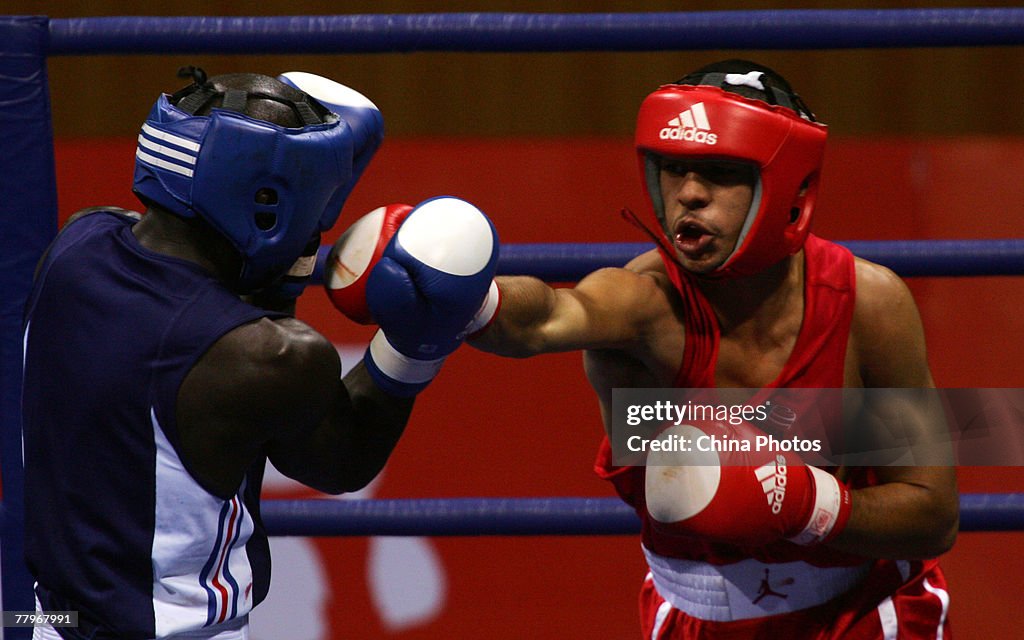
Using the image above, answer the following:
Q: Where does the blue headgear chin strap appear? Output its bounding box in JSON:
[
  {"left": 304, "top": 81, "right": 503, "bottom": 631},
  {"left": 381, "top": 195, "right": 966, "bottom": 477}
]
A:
[{"left": 132, "top": 76, "right": 356, "bottom": 292}]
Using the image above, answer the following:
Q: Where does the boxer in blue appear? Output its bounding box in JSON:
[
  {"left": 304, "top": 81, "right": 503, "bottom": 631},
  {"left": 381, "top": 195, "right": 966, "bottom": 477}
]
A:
[{"left": 21, "top": 67, "right": 498, "bottom": 640}]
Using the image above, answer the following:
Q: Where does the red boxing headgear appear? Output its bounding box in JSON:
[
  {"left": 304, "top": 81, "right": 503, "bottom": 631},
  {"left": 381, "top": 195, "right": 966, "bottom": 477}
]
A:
[{"left": 635, "top": 84, "right": 827, "bottom": 278}]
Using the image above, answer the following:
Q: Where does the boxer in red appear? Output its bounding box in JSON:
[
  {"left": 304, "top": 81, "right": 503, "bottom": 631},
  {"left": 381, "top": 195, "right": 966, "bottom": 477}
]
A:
[{"left": 470, "top": 59, "right": 957, "bottom": 638}]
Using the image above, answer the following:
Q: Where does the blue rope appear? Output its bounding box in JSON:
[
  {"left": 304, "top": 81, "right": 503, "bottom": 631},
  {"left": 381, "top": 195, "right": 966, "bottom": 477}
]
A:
[
  {"left": 4, "top": 494, "right": 1008, "bottom": 536},
  {"left": 49, "top": 10, "right": 1024, "bottom": 55},
  {"left": 260, "top": 493, "right": 1024, "bottom": 537},
  {"left": 313, "top": 239, "right": 1024, "bottom": 285}
]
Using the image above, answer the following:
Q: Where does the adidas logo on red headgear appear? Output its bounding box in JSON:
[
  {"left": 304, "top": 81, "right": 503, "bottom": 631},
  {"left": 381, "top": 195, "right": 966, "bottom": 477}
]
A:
[{"left": 659, "top": 102, "right": 718, "bottom": 145}]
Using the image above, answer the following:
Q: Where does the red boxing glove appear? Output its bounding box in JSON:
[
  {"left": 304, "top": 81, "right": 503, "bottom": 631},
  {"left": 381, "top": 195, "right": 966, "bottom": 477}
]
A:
[
  {"left": 644, "top": 420, "right": 852, "bottom": 547},
  {"left": 324, "top": 204, "right": 413, "bottom": 324}
]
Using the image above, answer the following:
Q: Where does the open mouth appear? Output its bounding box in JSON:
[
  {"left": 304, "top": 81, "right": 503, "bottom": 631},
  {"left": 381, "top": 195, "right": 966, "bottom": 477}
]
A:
[{"left": 673, "top": 220, "right": 715, "bottom": 255}]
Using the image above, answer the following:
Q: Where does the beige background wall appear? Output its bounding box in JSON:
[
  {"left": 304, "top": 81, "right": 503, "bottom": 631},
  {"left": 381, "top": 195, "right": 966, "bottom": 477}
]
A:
[{"left": 11, "top": 0, "right": 1024, "bottom": 138}]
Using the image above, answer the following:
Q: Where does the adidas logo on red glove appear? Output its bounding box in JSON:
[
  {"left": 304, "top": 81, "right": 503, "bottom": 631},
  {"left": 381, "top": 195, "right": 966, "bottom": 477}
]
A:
[{"left": 645, "top": 420, "right": 851, "bottom": 547}]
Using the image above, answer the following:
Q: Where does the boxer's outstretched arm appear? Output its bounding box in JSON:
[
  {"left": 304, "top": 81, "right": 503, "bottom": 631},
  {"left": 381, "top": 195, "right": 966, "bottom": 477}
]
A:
[{"left": 470, "top": 255, "right": 674, "bottom": 358}]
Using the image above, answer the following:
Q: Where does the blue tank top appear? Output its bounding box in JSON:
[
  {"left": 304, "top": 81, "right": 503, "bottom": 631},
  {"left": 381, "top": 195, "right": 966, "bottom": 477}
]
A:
[{"left": 22, "top": 211, "right": 283, "bottom": 639}]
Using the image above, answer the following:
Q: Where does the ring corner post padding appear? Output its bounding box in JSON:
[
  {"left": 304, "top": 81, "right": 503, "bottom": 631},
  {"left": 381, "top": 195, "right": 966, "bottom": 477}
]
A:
[{"left": 0, "top": 15, "right": 59, "bottom": 633}]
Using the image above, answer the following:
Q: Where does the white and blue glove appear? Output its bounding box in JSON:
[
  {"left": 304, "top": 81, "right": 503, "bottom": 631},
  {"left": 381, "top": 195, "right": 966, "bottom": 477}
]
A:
[
  {"left": 277, "top": 71, "right": 384, "bottom": 205},
  {"left": 325, "top": 197, "right": 500, "bottom": 396}
]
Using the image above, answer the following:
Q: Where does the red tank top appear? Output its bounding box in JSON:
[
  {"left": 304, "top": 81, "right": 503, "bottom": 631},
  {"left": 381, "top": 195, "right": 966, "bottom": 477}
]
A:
[
  {"left": 669, "top": 233, "right": 854, "bottom": 390},
  {"left": 594, "top": 235, "right": 866, "bottom": 566}
]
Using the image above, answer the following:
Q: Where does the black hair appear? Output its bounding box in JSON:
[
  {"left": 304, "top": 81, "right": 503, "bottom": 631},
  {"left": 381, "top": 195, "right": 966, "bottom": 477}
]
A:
[
  {"left": 168, "top": 66, "right": 332, "bottom": 128},
  {"left": 676, "top": 59, "right": 817, "bottom": 122}
]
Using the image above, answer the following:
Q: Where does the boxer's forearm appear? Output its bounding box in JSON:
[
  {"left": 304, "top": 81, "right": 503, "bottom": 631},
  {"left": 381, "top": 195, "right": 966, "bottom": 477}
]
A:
[
  {"left": 468, "top": 275, "right": 559, "bottom": 357},
  {"left": 827, "top": 470, "right": 959, "bottom": 559}
]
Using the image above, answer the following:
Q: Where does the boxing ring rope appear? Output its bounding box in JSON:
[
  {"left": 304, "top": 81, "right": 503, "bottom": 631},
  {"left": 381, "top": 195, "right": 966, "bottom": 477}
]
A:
[
  {"left": 313, "top": 239, "right": 1024, "bottom": 287},
  {"left": 461, "top": 239, "right": 1024, "bottom": 282},
  {"left": 260, "top": 494, "right": 1024, "bottom": 537},
  {"left": 4, "top": 10, "right": 1024, "bottom": 630},
  {"left": 0, "top": 493, "right": 1019, "bottom": 537},
  {"left": 46, "top": 9, "right": 1024, "bottom": 54}
]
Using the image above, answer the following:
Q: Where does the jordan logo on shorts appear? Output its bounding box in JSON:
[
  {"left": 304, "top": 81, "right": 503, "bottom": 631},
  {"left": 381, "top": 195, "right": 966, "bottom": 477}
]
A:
[{"left": 752, "top": 568, "right": 792, "bottom": 604}]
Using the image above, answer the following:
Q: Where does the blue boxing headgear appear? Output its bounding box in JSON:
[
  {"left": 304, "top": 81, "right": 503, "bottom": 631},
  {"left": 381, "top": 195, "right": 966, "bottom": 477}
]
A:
[{"left": 132, "top": 73, "right": 357, "bottom": 292}]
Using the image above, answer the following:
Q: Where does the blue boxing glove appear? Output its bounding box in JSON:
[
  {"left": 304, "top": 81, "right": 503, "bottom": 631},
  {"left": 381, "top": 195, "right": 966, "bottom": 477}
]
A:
[
  {"left": 363, "top": 197, "right": 500, "bottom": 396},
  {"left": 277, "top": 71, "right": 384, "bottom": 206}
]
